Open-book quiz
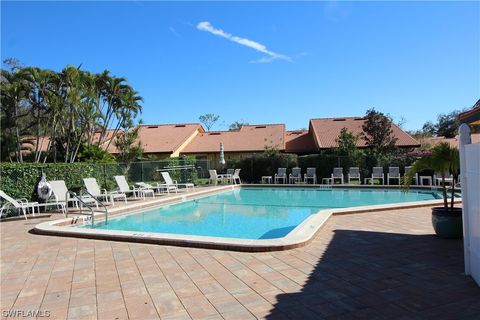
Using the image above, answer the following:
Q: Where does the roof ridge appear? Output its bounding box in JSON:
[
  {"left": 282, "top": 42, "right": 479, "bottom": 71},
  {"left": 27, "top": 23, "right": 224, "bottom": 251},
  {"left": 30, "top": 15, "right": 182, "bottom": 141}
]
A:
[
  {"left": 310, "top": 116, "right": 364, "bottom": 121},
  {"left": 139, "top": 123, "right": 202, "bottom": 127}
]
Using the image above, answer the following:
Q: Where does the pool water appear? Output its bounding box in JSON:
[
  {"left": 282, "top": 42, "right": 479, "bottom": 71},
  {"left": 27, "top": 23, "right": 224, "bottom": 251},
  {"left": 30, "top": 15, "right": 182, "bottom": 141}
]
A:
[{"left": 83, "top": 188, "right": 441, "bottom": 239}]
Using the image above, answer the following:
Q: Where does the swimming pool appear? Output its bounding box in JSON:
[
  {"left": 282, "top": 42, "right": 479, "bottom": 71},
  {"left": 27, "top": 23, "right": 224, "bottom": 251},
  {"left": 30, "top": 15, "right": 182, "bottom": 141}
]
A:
[{"left": 81, "top": 188, "right": 441, "bottom": 240}]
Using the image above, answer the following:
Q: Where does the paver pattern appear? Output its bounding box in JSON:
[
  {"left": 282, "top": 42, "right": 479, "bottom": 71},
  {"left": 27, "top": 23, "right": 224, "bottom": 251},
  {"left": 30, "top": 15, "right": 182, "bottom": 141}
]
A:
[{"left": 1, "top": 206, "right": 479, "bottom": 319}]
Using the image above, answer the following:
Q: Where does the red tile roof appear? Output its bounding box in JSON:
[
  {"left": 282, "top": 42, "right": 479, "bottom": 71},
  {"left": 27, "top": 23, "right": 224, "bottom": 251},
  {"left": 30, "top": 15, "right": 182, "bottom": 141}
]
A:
[
  {"left": 421, "top": 133, "right": 480, "bottom": 149},
  {"left": 309, "top": 117, "right": 419, "bottom": 149},
  {"left": 285, "top": 131, "right": 318, "bottom": 153},
  {"left": 181, "top": 124, "right": 286, "bottom": 153},
  {"left": 108, "top": 124, "right": 203, "bottom": 154}
]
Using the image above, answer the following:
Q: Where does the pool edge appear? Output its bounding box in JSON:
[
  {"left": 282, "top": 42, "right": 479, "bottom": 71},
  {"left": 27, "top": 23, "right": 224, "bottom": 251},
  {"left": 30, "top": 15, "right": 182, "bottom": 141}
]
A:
[{"left": 33, "top": 186, "right": 460, "bottom": 252}]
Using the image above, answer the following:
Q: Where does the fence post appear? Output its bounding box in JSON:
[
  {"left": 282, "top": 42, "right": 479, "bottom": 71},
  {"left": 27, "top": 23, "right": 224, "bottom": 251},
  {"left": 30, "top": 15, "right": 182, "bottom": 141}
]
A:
[
  {"left": 141, "top": 162, "right": 144, "bottom": 182},
  {"left": 459, "top": 124, "right": 471, "bottom": 276}
]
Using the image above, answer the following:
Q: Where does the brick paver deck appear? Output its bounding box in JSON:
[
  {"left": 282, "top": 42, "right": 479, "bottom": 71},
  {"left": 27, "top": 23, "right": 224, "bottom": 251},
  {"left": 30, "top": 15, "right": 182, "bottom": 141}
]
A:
[{"left": 1, "top": 206, "right": 479, "bottom": 319}]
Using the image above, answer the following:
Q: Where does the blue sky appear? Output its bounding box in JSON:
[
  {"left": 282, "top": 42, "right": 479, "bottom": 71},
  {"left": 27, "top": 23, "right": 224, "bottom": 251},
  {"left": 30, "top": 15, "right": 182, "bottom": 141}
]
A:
[{"left": 2, "top": 1, "right": 479, "bottom": 131}]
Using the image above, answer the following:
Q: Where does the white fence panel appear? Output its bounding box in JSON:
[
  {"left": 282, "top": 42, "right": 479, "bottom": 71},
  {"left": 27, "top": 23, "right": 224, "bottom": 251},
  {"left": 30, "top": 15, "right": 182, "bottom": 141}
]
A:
[
  {"left": 459, "top": 123, "right": 480, "bottom": 286},
  {"left": 465, "top": 143, "right": 480, "bottom": 285}
]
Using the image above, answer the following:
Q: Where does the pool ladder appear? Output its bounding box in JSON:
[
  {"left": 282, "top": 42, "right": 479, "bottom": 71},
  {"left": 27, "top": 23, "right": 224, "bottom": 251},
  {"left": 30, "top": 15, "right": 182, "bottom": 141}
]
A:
[{"left": 66, "top": 190, "right": 109, "bottom": 226}]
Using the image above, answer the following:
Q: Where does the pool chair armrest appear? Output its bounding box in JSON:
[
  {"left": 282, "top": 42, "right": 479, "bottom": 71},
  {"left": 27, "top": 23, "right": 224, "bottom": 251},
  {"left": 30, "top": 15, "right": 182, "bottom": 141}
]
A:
[{"left": 16, "top": 198, "right": 29, "bottom": 204}]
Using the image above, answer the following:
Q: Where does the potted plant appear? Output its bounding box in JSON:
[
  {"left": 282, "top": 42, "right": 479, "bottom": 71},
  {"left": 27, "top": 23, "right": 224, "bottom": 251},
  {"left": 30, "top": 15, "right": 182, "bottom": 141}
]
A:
[{"left": 403, "top": 142, "right": 462, "bottom": 239}]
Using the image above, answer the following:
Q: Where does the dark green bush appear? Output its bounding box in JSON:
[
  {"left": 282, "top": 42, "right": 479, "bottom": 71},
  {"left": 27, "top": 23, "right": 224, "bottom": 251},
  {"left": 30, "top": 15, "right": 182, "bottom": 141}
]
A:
[
  {"left": 0, "top": 162, "right": 123, "bottom": 200},
  {"left": 226, "top": 151, "right": 298, "bottom": 183}
]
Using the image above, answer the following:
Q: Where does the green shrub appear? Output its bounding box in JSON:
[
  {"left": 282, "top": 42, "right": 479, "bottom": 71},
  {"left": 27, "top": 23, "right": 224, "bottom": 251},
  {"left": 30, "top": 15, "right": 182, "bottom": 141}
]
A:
[
  {"left": 226, "top": 151, "right": 298, "bottom": 183},
  {"left": 0, "top": 162, "right": 124, "bottom": 200}
]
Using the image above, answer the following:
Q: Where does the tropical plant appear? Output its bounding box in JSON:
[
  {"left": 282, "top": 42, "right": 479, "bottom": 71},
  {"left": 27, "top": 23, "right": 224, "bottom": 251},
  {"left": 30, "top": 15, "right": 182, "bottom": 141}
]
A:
[
  {"left": 114, "top": 120, "right": 144, "bottom": 165},
  {"left": 77, "top": 144, "right": 116, "bottom": 163},
  {"left": 403, "top": 142, "right": 459, "bottom": 209},
  {"left": 199, "top": 113, "right": 219, "bottom": 131},
  {"left": 0, "top": 60, "right": 143, "bottom": 163}
]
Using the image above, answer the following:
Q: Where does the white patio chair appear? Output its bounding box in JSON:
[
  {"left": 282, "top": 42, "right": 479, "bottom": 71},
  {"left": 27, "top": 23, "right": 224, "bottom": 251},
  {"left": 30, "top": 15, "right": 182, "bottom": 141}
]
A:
[
  {"left": 331, "top": 167, "right": 344, "bottom": 184},
  {"left": 304, "top": 168, "right": 317, "bottom": 184},
  {"left": 114, "top": 176, "right": 154, "bottom": 199},
  {"left": 209, "top": 170, "right": 220, "bottom": 185},
  {"left": 404, "top": 166, "right": 418, "bottom": 185},
  {"left": 434, "top": 171, "right": 454, "bottom": 186},
  {"left": 49, "top": 180, "right": 98, "bottom": 209},
  {"left": 0, "top": 190, "right": 38, "bottom": 219},
  {"left": 347, "top": 167, "right": 361, "bottom": 184},
  {"left": 83, "top": 178, "right": 127, "bottom": 206},
  {"left": 232, "top": 169, "right": 242, "bottom": 184},
  {"left": 289, "top": 167, "right": 302, "bottom": 184},
  {"left": 160, "top": 172, "right": 194, "bottom": 192},
  {"left": 387, "top": 167, "right": 401, "bottom": 185},
  {"left": 369, "top": 167, "right": 385, "bottom": 185},
  {"left": 275, "top": 168, "right": 287, "bottom": 184}
]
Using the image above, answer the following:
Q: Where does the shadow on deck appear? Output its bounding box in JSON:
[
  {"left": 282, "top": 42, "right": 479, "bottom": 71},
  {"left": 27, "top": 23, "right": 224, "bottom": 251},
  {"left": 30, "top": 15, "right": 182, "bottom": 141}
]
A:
[{"left": 267, "top": 230, "right": 480, "bottom": 319}]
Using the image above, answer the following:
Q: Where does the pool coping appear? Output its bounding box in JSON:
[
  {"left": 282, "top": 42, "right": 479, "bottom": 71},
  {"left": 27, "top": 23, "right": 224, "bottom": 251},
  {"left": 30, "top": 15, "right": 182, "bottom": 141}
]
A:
[{"left": 34, "top": 185, "right": 461, "bottom": 252}]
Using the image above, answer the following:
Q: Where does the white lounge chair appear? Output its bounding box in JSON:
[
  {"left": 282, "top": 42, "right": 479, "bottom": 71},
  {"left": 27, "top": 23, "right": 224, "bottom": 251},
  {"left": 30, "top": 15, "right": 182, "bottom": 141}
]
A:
[
  {"left": 387, "top": 167, "right": 401, "bottom": 185},
  {"left": 304, "top": 168, "right": 317, "bottom": 184},
  {"left": 133, "top": 182, "right": 167, "bottom": 195},
  {"left": 160, "top": 172, "right": 195, "bottom": 192},
  {"left": 83, "top": 178, "right": 127, "bottom": 206},
  {"left": 49, "top": 180, "right": 98, "bottom": 209},
  {"left": 114, "top": 176, "right": 154, "bottom": 199},
  {"left": 0, "top": 190, "right": 38, "bottom": 219},
  {"left": 0, "top": 190, "right": 66, "bottom": 219},
  {"left": 404, "top": 166, "right": 418, "bottom": 185},
  {"left": 289, "top": 167, "right": 302, "bottom": 184},
  {"left": 331, "top": 167, "right": 344, "bottom": 184},
  {"left": 232, "top": 169, "right": 242, "bottom": 184},
  {"left": 348, "top": 167, "right": 361, "bottom": 184},
  {"left": 275, "top": 168, "right": 287, "bottom": 184},
  {"left": 365, "top": 167, "right": 384, "bottom": 185}
]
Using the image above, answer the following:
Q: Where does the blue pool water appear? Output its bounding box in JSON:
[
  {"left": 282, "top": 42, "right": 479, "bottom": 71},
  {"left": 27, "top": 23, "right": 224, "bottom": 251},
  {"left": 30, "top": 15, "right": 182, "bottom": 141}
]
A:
[{"left": 83, "top": 188, "right": 441, "bottom": 239}]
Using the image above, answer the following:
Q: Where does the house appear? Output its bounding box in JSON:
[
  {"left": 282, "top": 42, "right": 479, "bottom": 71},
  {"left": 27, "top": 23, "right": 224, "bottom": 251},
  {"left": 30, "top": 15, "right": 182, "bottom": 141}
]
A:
[
  {"left": 285, "top": 117, "right": 419, "bottom": 153},
  {"left": 180, "top": 124, "right": 285, "bottom": 162},
  {"left": 18, "top": 116, "right": 420, "bottom": 161},
  {"left": 108, "top": 124, "right": 204, "bottom": 158},
  {"left": 459, "top": 99, "right": 480, "bottom": 129},
  {"left": 308, "top": 117, "right": 420, "bottom": 149}
]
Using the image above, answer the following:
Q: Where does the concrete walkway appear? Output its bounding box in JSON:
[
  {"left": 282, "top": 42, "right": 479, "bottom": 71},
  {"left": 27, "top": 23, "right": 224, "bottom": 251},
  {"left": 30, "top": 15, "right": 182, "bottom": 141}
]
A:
[{"left": 1, "top": 206, "right": 479, "bottom": 319}]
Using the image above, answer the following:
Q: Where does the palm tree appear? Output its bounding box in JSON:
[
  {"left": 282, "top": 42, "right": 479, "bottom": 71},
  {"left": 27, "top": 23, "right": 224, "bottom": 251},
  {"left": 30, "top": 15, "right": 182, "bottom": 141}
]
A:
[
  {"left": 0, "top": 69, "right": 31, "bottom": 162},
  {"left": 403, "top": 142, "right": 459, "bottom": 209}
]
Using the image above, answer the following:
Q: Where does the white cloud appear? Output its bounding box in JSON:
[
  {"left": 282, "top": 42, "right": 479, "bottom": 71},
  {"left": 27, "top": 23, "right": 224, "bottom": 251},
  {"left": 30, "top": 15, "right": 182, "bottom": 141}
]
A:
[{"left": 197, "top": 21, "right": 291, "bottom": 63}]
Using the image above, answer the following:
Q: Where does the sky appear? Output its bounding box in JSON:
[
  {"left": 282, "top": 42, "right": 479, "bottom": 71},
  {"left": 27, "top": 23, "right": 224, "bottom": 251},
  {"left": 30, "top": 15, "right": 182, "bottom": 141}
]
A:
[{"left": 1, "top": 1, "right": 479, "bottom": 132}]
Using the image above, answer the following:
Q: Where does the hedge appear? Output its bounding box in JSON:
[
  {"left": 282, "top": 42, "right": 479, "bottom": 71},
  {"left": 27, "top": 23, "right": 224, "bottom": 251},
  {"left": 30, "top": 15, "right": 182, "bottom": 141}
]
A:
[
  {"left": 0, "top": 157, "right": 200, "bottom": 200},
  {"left": 225, "top": 151, "right": 421, "bottom": 183}
]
